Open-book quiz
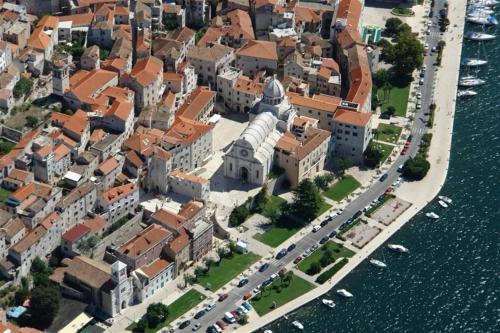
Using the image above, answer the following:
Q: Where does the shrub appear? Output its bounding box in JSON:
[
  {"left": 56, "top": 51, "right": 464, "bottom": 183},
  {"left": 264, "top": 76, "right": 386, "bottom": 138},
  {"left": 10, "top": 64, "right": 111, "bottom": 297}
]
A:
[
  {"left": 307, "top": 262, "right": 322, "bottom": 275},
  {"left": 402, "top": 155, "right": 430, "bottom": 180},
  {"left": 315, "top": 258, "right": 349, "bottom": 284},
  {"left": 13, "top": 77, "right": 33, "bottom": 99}
]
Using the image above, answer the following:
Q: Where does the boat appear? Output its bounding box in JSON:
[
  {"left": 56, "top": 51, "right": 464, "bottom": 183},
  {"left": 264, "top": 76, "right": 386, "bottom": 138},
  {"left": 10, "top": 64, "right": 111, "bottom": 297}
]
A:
[
  {"left": 438, "top": 196, "right": 453, "bottom": 204},
  {"left": 466, "top": 15, "right": 498, "bottom": 25},
  {"left": 426, "top": 212, "right": 440, "bottom": 219},
  {"left": 388, "top": 244, "right": 409, "bottom": 253},
  {"left": 322, "top": 299, "right": 336, "bottom": 308},
  {"left": 468, "top": 7, "right": 495, "bottom": 15},
  {"left": 458, "top": 90, "right": 478, "bottom": 97},
  {"left": 292, "top": 321, "right": 304, "bottom": 330},
  {"left": 370, "top": 259, "right": 387, "bottom": 268},
  {"left": 337, "top": 289, "right": 354, "bottom": 298},
  {"left": 459, "top": 77, "right": 486, "bottom": 87},
  {"left": 461, "top": 58, "right": 488, "bottom": 66},
  {"left": 470, "top": 0, "right": 498, "bottom": 6},
  {"left": 264, "top": 330, "right": 273, "bottom": 333},
  {"left": 465, "top": 31, "right": 496, "bottom": 41},
  {"left": 438, "top": 200, "right": 449, "bottom": 208}
]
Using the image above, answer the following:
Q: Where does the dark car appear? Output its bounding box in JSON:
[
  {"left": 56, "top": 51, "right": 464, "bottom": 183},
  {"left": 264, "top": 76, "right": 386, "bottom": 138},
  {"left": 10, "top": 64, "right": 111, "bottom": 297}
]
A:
[
  {"left": 429, "top": 10, "right": 434, "bottom": 18},
  {"left": 319, "top": 236, "right": 329, "bottom": 244},
  {"left": 329, "top": 231, "right": 337, "bottom": 238},
  {"left": 261, "top": 279, "right": 272, "bottom": 288},
  {"left": 287, "top": 243, "right": 296, "bottom": 252},
  {"left": 379, "top": 174, "right": 388, "bottom": 182},
  {"left": 320, "top": 219, "right": 329, "bottom": 227},
  {"left": 179, "top": 320, "right": 191, "bottom": 329},
  {"left": 352, "top": 210, "right": 362, "bottom": 219},
  {"left": 218, "top": 293, "right": 229, "bottom": 302},
  {"left": 194, "top": 310, "right": 206, "bottom": 319},
  {"left": 206, "top": 326, "right": 217, "bottom": 333},
  {"left": 259, "top": 263, "right": 270, "bottom": 272},
  {"left": 276, "top": 248, "right": 288, "bottom": 259},
  {"left": 238, "top": 278, "right": 249, "bottom": 287}
]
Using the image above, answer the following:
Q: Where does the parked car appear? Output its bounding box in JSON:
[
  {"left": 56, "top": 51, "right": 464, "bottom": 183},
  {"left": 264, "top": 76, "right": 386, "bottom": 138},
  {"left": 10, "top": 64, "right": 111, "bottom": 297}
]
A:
[
  {"left": 319, "top": 236, "right": 329, "bottom": 244},
  {"left": 205, "top": 302, "right": 216, "bottom": 312},
  {"left": 312, "top": 225, "right": 321, "bottom": 232},
  {"left": 294, "top": 256, "right": 303, "bottom": 264},
  {"left": 320, "top": 219, "right": 329, "bottom": 227},
  {"left": 328, "top": 231, "right": 337, "bottom": 238},
  {"left": 243, "top": 292, "right": 252, "bottom": 300},
  {"left": 238, "top": 278, "right": 249, "bottom": 287},
  {"left": 259, "top": 263, "right": 270, "bottom": 272},
  {"left": 270, "top": 273, "right": 279, "bottom": 281},
  {"left": 353, "top": 210, "right": 362, "bottom": 219},
  {"left": 419, "top": 78, "right": 425, "bottom": 85},
  {"left": 261, "top": 279, "right": 272, "bottom": 288},
  {"left": 311, "top": 244, "right": 319, "bottom": 251},
  {"left": 179, "top": 320, "right": 191, "bottom": 329},
  {"left": 287, "top": 243, "right": 296, "bottom": 252},
  {"left": 279, "top": 267, "right": 288, "bottom": 275},
  {"left": 218, "top": 293, "right": 229, "bottom": 302},
  {"left": 230, "top": 310, "right": 240, "bottom": 319},
  {"left": 192, "top": 323, "right": 202, "bottom": 331},
  {"left": 276, "top": 248, "right": 288, "bottom": 259},
  {"left": 225, "top": 311, "right": 237, "bottom": 323},
  {"left": 216, "top": 321, "right": 226, "bottom": 330},
  {"left": 242, "top": 301, "right": 253, "bottom": 311},
  {"left": 380, "top": 174, "right": 388, "bottom": 182},
  {"left": 194, "top": 310, "right": 206, "bottom": 319},
  {"left": 397, "top": 164, "right": 404, "bottom": 172},
  {"left": 302, "top": 248, "right": 312, "bottom": 257}
]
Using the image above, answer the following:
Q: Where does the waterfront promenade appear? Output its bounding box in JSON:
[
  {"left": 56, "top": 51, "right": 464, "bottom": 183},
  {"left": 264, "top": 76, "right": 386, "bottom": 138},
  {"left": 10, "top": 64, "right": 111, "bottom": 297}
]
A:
[{"left": 239, "top": 0, "right": 467, "bottom": 331}]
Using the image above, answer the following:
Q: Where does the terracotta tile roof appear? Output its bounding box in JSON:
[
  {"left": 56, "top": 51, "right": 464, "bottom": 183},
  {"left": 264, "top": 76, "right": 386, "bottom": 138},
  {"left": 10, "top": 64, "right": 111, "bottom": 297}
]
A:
[
  {"left": 98, "top": 157, "right": 119, "bottom": 175},
  {"left": 11, "top": 224, "right": 47, "bottom": 254},
  {"left": 313, "top": 94, "right": 342, "bottom": 105},
  {"left": 177, "top": 200, "right": 204, "bottom": 219},
  {"left": 54, "top": 144, "right": 71, "bottom": 161},
  {"left": 346, "top": 45, "right": 372, "bottom": 108},
  {"left": 128, "top": 56, "right": 163, "bottom": 87},
  {"left": 6, "top": 169, "right": 31, "bottom": 182},
  {"left": 220, "top": 9, "right": 255, "bottom": 41},
  {"left": 101, "top": 57, "right": 128, "bottom": 73},
  {"left": 82, "top": 216, "right": 107, "bottom": 234},
  {"left": 105, "top": 100, "right": 133, "bottom": 121},
  {"left": 123, "top": 132, "right": 158, "bottom": 154},
  {"left": 288, "top": 92, "right": 338, "bottom": 113},
  {"left": 295, "top": 6, "right": 321, "bottom": 24},
  {"left": 152, "top": 208, "right": 186, "bottom": 229},
  {"left": 188, "top": 44, "right": 234, "bottom": 62},
  {"left": 37, "top": 15, "right": 59, "bottom": 29},
  {"left": 176, "top": 86, "right": 215, "bottom": 120},
  {"left": 63, "top": 109, "right": 89, "bottom": 138},
  {"left": 169, "top": 170, "right": 209, "bottom": 184},
  {"left": 337, "top": 0, "right": 362, "bottom": 30},
  {"left": 68, "top": 69, "right": 118, "bottom": 105},
  {"left": 321, "top": 58, "right": 340, "bottom": 73},
  {"left": 114, "top": 5, "right": 129, "bottom": 15},
  {"left": 57, "top": 182, "right": 96, "bottom": 209},
  {"left": 163, "top": 3, "right": 182, "bottom": 14},
  {"left": 62, "top": 223, "right": 91, "bottom": 242},
  {"left": 59, "top": 12, "right": 94, "bottom": 27},
  {"left": 9, "top": 182, "right": 52, "bottom": 203},
  {"left": 163, "top": 117, "right": 212, "bottom": 146},
  {"left": 234, "top": 76, "right": 263, "bottom": 95},
  {"left": 276, "top": 127, "right": 331, "bottom": 160},
  {"left": 152, "top": 145, "right": 171, "bottom": 161},
  {"left": 167, "top": 228, "right": 190, "bottom": 254},
  {"left": 35, "top": 145, "right": 52, "bottom": 159},
  {"left": 255, "top": 0, "right": 277, "bottom": 9},
  {"left": 2, "top": 218, "right": 25, "bottom": 239},
  {"left": 334, "top": 108, "right": 371, "bottom": 126},
  {"left": 125, "top": 150, "right": 143, "bottom": 168},
  {"left": 139, "top": 258, "right": 172, "bottom": 278},
  {"left": 118, "top": 224, "right": 171, "bottom": 259},
  {"left": 27, "top": 26, "right": 52, "bottom": 51},
  {"left": 50, "top": 256, "right": 111, "bottom": 290},
  {"left": 101, "top": 182, "right": 137, "bottom": 204},
  {"left": 196, "top": 27, "right": 222, "bottom": 47},
  {"left": 170, "top": 26, "right": 195, "bottom": 43},
  {"left": 163, "top": 72, "right": 183, "bottom": 81},
  {"left": 90, "top": 129, "right": 107, "bottom": 144},
  {"left": 39, "top": 212, "right": 60, "bottom": 230},
  {"left": 318, "top": 66, "right": 331, "bottom": 80},
  {"left": 236, "top": 40, "right": 277, "bottom": 60},
  {"left": 336, "top": 27, "right": 362, "bottom": 49}
]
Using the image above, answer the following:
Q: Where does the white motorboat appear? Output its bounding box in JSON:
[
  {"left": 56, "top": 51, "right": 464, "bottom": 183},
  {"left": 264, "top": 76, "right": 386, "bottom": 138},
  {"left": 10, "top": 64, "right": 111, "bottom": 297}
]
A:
[
  {"left": 465, "top": 31, "right": 496, "bottom": 41},
  {"left": 322, "top": 299, "right": 336, "bottom": 308},
  {"left": 438, "top": 196, "right": 453, "bottom": 204},
  {"left": 461, "top": 58, "right": 488, "bottom": 66},
  {"left": 264, "top": 330, "right": 273, "bottom": 333},
  {"left": 459, "top": 77, "right": 486, "bottom": 87},
  {"left": 370, "top": 259, "right": 387, "bottom": 268},
  {"left": 337, "top": 289, "right": 354, "bottom": 298},
  {"left": 468, "top": 7, "right": 495, "bottom": 15},
  {"left": 292, "top": 321, "right": 304, "bottom": 330},
  {"left": 388, "top": 244, "right": 409, "bottom": 253},
  {"left": 438, "top": 200, "right": 449, "bottom": 208},
  {"left": 458, "top": 90, "right": 478, "bottom": 97},
  {"left": 466, "top": 15, "right": 498, "bottom": 25},
  {"left": 470, "top": 0, "right": 498, "bottom": 6},
  {"left": 426, "top": 212, "right": 440, "bottom": 219}
]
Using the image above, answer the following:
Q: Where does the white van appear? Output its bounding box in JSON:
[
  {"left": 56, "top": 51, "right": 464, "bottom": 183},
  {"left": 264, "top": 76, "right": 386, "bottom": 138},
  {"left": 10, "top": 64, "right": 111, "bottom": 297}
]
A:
[{"left": 224, "top": 311, "right": 236, "bottom": 323}]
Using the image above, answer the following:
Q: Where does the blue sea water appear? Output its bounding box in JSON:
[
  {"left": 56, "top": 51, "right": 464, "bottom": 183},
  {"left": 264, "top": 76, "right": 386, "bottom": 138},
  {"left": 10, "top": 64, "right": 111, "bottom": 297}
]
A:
[{"left": 260, "top": 21, "right": 500, "bottom": 333}]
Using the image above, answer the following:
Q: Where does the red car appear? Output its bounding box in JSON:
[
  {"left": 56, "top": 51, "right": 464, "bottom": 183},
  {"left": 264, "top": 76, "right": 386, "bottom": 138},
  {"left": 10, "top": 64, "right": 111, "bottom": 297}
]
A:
[
  {"left": 293, "top": 256, "right": 303, "bottom": 264},
  {"left": 218, "top": 293, "right": 229, "bottom": 302},
  {"left": 231, "top": 310, "right": 240, "bottom": 318},
  {"left": 400, "top": 150, "right": 407, "bottom": 156},
  {"left": 216, "top": 320, "right": 226, "bottom": 330},
  {"left": 384, "top": 187, "right": 393, "bottom": 195},
  {"left": 279, "top": 267, "right": 288, "bottom": 275},
  {"left": 243, "top": 292, "right": 252, "bottom": 300}
]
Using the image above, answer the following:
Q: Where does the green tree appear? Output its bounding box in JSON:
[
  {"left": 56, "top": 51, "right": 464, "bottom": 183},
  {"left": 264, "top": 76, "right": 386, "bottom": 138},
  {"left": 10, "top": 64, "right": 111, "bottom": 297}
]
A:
[
  {"left": 31, "top": 257, "right": 53, "bottom": 287},
  {"left": 146, "top": 303, "right": 168, "bottom": 328},
  {"left": 0, "top": 140, "right": 14, "bottom": 155},
  {"left": 386, "top": 106, "right": 396, "bottom": 116},
  {"left": 335, "top": 158, "right": 353, "bottom": 177},
  {"left": 291, "top": 179, "right": 324, "bottom": 222},
  {"left": 229, "top": 204, "right": 250, "bottom": 227},
  {"left": 320, "top": 253, "right": 332, "bottom": 268},
  {"left": 77, "top": 235, "right": 99, "bottom": 254},
  {"left": 30, "top": 286, "right": 61, "bottom": 327},
  {"left": 363, "top": 142, "right": 384, "bottom": 168},
  {"left": 373, "top": 69, "right": 389, "bottom": 88},
  {"left": 307, "top": 262, "right": 322, "bottom": 275},
  {"left": 253, "top": 184, "right": 269, "bottom": 210},
  {"left": 397, "top": 23, "right": 412, "bottom": 35},
  {"left": 314, "top": 174, "right": 333, "bottom": 191},
  {"left": 283, "top": 271, "right": 293, "bottom": 287},
  {"left": 402, "top": 156, "right": 430, "bottom": 180},
  {"left": 237, "top": 314, "right": 249, "bottom": 325},
  {"left": 13, "top": 77, "right": 33, "bottom": 99},
  {"left": 392, "top": 31, "right": 424, "bottom": 75},
  {"left": 385, "top": 17, "right": 403, "bottom": 36},
  {"left": 135, "top": 319, "right": 147, "bottom": 332},
  {"left": 14, "top": 278, "right": 30, "bottom": 306},
  {"left": 25, "top": 115, "right": 39, "bottom": 129}
]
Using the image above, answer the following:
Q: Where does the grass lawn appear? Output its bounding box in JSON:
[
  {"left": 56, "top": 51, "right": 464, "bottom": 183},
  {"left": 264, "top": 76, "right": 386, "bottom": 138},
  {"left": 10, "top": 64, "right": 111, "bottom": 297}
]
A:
[
  {"left": 250, "top": 273, "right": 314, "bottom": 315},
  {"left": 259, "top": 195, "right": 287, "bottom": 218},
  {"left": 376, "top": 123, "right": 402, "bottom": 144},
  {"left": 197, "top": 252, "right": 260, "bottom": 291},
  {"left": 376, "top": 142, "right": 395, "bottom": 163},
  {"left": 323, "top": 176, "right": 361, "bottom": 202},
  {"left": 377, "top": 76, "right": 411, "bottom": 117},
  {"left": 298, "top": 241, "right": 355, "bottom": 275},
  {"left": 126, "top": 289, "right": 206, "bottom": 332},
  {"left": 317, "top": 201, "right": 332, "bottom": 217},
  {"left": 0, "top": 187, "right": 11, "bottom": 202},
  {"left": 254, "top": 219, "right": 302, "bottom": 247}
]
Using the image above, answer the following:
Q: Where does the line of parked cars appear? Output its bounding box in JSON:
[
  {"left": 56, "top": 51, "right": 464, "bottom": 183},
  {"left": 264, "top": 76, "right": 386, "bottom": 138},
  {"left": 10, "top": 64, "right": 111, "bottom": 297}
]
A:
[{"left": 203, "top": 300, "right": 254, "bottom": 332}]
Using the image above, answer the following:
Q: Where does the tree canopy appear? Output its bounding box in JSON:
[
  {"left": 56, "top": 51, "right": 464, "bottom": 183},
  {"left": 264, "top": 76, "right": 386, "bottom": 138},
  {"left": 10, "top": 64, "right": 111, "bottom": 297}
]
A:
[
  {"left": 13, "top": 77, "right": 33, "bottom": 99},
  {"left": 146, "top": 303, "right": 169, "bottom": 327},
  {"left": 385, "top": 17, "right": 403, "bottom": 36},
  {"left": 402, "top": 156, "right": 430, "bottom": 180},
  {"left": 30, "top": 286, "right": 61, "bottom": 327},
  {"left": 363, "top": 142, "right": 384, "bottom": 168},
  {"left": 290, "top": 179, "right": 324, "bottom": 222}
]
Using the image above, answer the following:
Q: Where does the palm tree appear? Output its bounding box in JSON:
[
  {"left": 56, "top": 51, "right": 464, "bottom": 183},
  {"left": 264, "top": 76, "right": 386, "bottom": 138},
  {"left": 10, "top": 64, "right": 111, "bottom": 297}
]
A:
[{"left": 382, "top": 82, "right": 393, "bottom": 100}]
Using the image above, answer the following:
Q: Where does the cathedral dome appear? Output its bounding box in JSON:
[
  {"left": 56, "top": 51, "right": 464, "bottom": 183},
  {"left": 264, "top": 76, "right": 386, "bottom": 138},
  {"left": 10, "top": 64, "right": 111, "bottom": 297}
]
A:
[{"left": 262, "top": 76, "right": 285, "bottom": 105}]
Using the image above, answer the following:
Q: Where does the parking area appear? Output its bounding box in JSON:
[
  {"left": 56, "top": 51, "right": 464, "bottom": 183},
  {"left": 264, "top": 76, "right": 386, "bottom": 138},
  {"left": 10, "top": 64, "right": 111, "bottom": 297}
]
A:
[
  {"left": 371, "top": 197, "right": 412, "bottom": 226},
  {"left": 344, "top": 221, "right": 381, "bottom": 249}
]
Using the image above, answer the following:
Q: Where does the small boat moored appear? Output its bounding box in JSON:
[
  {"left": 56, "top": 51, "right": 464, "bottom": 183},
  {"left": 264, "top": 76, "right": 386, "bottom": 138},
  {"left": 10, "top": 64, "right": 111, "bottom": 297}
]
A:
[
  {"left": 388, "top": 244, "right": 409, "bottom": 253},
  {"left": 426, "top": 212, "right": 440, "bottom": 219},
  {"left": 458, "top": 90, "right": 478, "bottom": 97},
  {"left": 264, "top": 330, "right": 273, "bottom": 333},
  {"left": 370, "top": 259, "right": 387, "bottom": 268},
  {"left": 459, "top": 77, "right": 486, "bottom": 87},
  {"left": 322, "top": 299, "right": 336, "bottom": 308},
  {"left": 337, "top": 289, "right": 354, "bottom": 298},
  {"left": 461, "top": 58, "right": 488, "bottom": 67},
  {"left": 438, "top": 200, "right": 449, "bottom": 208},
  {"left": 292, "top": 321, "right": 304, "bottom": 330},
  {"left": 438, "top": 196, "right": 452, "bottom": 204},
  {"left": 465, "top": 31, "right": 496, "bottom": 41}
]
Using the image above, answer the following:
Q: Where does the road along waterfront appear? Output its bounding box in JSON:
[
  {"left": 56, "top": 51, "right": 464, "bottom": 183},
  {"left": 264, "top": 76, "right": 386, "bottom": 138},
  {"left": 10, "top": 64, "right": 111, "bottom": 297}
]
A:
[{"left": 242, "top": 1, "right": 470, "bottom": 332}]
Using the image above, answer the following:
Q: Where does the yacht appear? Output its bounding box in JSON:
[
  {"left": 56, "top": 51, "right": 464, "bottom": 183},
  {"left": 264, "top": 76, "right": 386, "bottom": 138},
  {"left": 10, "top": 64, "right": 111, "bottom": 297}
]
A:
[
  {"left": 292, "top": 321, "right": 304, "bottom": 330},
  {"left": 438, "top": 196, "right": 453, "bottom": 204},
  {"left": 426, "top": 212, "right": 440, "bottom": 219},
  {"left": 470, "top": 0, "right": 498, "bottom": 6},
  {"left": 388, "top": 244, "right": 409, "bottom": 253},
  {"left": 337, "top": 289, "right": 354, "bottom": 298},
  {"left": 468, "top": 7, "right": 495, "bottom": 15},
  {"left": 438, "top": 200, "right": 449, "bottom": 208},
  {"left": 322, "top": 299, "right": 336, "bottom": 308},
  {"left": 370, "top": 259, "right": 387, "bottom": 268},
  {"left": 264, "top": 330, "right": 273, "bottom": 333},
  {"left": 458, "top": 90, "right": 478, "bottom": 97},
  {"left": 466, "top": 15, "right": 498, "bottom": 25},
  {"left": 461, "top": 58, "right": 488, "bottom": 66},
  {"left": 465, "top": 31, "right": 496, "bottom": 41},
  {"left": 459, "top": 77, "right": 486, "bottom": 87}
]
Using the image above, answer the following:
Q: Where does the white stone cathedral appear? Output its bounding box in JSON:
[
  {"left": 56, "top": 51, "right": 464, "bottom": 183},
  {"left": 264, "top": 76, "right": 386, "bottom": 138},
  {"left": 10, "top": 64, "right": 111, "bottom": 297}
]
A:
[{"left": 223, "top": 76, "right": 296, "bottom": 185}]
